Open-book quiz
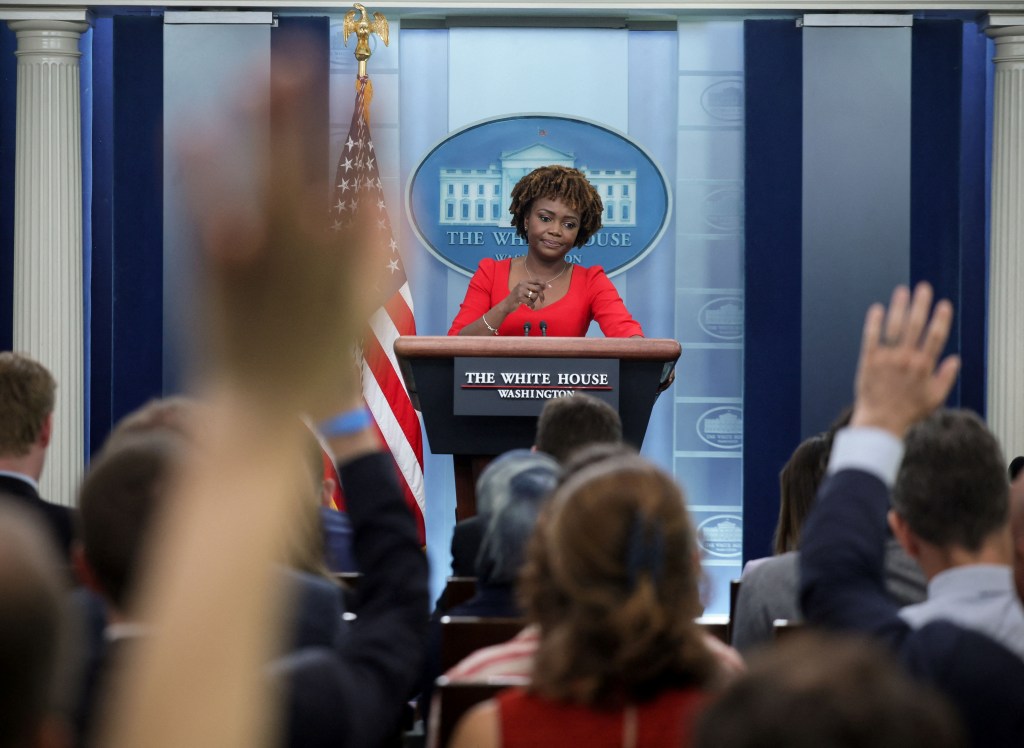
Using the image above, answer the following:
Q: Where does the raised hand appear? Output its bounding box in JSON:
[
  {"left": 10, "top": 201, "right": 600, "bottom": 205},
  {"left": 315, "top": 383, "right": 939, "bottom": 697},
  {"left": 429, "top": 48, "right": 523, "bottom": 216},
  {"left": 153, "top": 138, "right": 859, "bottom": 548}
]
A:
[
  {"left": 851, "top": 282, "right": 961, "bottom": 438},
  {"left": 185, "top": 47, "right": 379, "bottom": 420}
]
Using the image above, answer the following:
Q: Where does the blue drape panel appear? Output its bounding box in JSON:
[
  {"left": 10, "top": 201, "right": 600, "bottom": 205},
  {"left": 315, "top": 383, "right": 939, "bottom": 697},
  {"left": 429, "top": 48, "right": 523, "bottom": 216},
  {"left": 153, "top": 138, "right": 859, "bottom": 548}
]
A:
[
  {"left": 0, "top": 25, "right": 16, "bottom": 351},
  {"left": 742, "top": 20, "right": 803, "bottom": 562}
]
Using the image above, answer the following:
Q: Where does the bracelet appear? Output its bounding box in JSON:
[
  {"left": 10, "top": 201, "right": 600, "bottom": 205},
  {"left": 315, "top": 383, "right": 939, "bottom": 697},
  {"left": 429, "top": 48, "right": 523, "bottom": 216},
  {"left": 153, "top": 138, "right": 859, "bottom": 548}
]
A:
[
  {"left": 318, "top": 406, "right": 373, "bottom": 439},
  {"left": 482, "top": 313, "right": 499, "bottom": 335}
]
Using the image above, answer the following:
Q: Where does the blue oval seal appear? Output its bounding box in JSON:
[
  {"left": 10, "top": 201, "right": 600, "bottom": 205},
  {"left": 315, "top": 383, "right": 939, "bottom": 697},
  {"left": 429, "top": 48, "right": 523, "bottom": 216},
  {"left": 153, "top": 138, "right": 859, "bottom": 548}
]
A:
[
  {"left": 406, "top": 115, "right": 671, "bottom": 277},
  {"left": 696, "top": 406, "right": 743, "bottom": 450},
  {"left": 696, "top": 514, "right": 743, "bottom": 558},
  {"left": 698, "top": 297, "right": 744, "bottom": 341}
]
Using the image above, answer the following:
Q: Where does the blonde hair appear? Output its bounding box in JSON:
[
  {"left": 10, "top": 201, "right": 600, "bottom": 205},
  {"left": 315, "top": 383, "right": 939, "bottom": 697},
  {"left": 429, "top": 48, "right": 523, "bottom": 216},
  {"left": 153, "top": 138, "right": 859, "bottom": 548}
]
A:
[{"left": 0, "top": 352, "right": 56, "bottom": 456}]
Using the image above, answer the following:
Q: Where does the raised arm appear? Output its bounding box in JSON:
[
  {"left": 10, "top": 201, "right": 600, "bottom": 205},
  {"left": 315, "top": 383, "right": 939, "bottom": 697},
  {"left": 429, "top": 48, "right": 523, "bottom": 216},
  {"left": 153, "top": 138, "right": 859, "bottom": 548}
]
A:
[
  {"left": 800, "top": 283, "right": 959, "bottom": 642},
  {"left": 99, "top": 45, "right": 391, "bottom": 748}
]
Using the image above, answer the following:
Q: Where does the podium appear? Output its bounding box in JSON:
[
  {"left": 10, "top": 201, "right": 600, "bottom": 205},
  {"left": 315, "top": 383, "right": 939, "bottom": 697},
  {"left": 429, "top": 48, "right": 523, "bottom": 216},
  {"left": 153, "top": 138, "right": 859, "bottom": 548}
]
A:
[{"left": 394, "top": 336, "right": 680, "bottom": 519}]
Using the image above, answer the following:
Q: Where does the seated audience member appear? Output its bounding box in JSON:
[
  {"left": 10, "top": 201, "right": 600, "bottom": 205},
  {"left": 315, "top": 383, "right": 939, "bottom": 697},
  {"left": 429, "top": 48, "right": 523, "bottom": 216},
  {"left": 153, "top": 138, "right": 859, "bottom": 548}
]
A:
[
  {"left": 533, "top": 392, "right": 622, "bottom": 464},
  {"left": 104, "top": 395, "right": 202, "bottom": 444},
  {"left": 90, "top": 50, "right": 429, "bottom": 748},
  {"left": 449, "top": 455, "right": 719, "bottom": 748},
  {"left": 107, "top": 399, "right": 346, "bottom": 643},
  {"left": 1012, "top": 470, "right": 1024, "bottom": 601},
  {"left": 421, "top": 453, "right": 559, "bottom": 725},
  {"left": 887, "top": 410, "right": 1024, "bottom": 652},
  {"left": 0, "top": 352, "right": 74, "bottom": 560},
  {"left": 435, "top": 443, "right": 745, "bottom": 690},
  {"left": 732, "top": 431, "right": 925, "bottom": 652},
  {"left": 75, "top": 416, "right": 355, "bottom": 745},
  {"left": 449, "top": 449, "right": 558, "bottom": 579},
  {"left": 0, "top": 503, "right": 74, "bottom": 748},
  {"left": 799, "top": 282, "right": 1024, "bottom": 747},
  {"left": 772, "top": 434, "right": 829, "bottom": 555},
  {"left": 73, "top": 432, "right": 187, "bottom": 746},
  {"left": 457, "top": 457, "right": 559, "bottom": 618},
  {"left": 449, "top": 394, "right": 620, "bottom": 578},
  {"left": 694, "top": 632, "right": 965, "bottom": 748},
  {"left": 1009, "top": 455, "right": 1024, "bottom": 482},
  {"left": 320, "top": 505, "right": 356, "bottom": 573}
]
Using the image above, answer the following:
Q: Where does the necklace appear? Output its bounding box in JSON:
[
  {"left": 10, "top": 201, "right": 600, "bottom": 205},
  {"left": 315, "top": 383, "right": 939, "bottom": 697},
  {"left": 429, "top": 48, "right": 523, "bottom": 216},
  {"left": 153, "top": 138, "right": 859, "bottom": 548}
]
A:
[{"left": 524, "top": 256, "right": 569, "bottom": 287}]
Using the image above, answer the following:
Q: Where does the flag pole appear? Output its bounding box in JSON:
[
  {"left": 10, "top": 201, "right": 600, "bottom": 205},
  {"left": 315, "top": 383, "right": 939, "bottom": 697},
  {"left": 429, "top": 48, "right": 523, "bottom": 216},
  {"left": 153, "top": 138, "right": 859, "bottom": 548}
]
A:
[
  {"left": 344, "top": 3, "right": 391, "bottom": 105},
  {"left": 334, "top": 6, "right": 426, "bottom": 542}
]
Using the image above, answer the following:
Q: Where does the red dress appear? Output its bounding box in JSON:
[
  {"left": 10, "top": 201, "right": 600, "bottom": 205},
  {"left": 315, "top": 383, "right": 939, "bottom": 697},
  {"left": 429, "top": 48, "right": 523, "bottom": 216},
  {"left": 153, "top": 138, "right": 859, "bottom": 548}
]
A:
[
  {"left": 496, "top": 688, "right": 706, "bottom": 748},
  {"left": 447, "top": 258, "right": 643, "bottom": 338}
]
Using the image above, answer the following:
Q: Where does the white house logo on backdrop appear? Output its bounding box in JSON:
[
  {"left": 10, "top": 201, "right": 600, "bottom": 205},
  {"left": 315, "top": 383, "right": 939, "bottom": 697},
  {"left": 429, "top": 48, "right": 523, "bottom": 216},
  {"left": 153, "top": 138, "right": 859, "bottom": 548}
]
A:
[
  {"left": 697, "top": 514, "right": 743, "bottom": 558},
  {"left": 698, "top": 297, "right": 744, "bottom": 340},
  {"left": 407, "top": 115, "right": 671, "bottom": 277},
  {"left": 702, "top": 188, "right": 743, "bottom": 233},
  {"left": 700, "top": 79, "right": 743, "bottom": 122},
  {"left": 697, "top": 406, "right": 743, "bottom": 449}
]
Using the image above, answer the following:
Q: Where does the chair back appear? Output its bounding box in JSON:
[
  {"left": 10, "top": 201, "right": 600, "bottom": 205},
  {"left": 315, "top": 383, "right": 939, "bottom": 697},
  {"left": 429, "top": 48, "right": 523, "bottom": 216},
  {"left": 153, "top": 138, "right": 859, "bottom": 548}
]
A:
[
  {"left": 438, "top": 576, "right": 478, "bottom": 610},
  {"left": 727, "top": 578, "right": 741, "bottom": 644},
  {"left": 439, "top": 616, "right": 526, "bottom": 672},
  {"left": 434, "top": 676, "right": 526, "bottom": 748},
  {"left": 773, "top": 619, "right": 805, "bottom": 639}
]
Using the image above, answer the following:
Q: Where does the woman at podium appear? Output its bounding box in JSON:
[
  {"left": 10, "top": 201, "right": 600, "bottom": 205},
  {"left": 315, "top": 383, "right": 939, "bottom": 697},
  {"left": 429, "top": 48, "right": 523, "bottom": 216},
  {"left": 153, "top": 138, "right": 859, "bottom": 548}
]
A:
[{"left": 448, "top": 165, "right": 643, "bottom": 338}]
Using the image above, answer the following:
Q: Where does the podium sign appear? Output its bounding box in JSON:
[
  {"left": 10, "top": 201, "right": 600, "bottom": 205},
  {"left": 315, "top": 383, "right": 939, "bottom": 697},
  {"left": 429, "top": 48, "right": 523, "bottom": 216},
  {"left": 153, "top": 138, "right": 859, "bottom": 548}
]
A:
[
  {"left": 453, "top": 357, "right": 619, "bottom": 416},
  {"left": 394, "top": 336, "right": 681, "bottom": 519}
]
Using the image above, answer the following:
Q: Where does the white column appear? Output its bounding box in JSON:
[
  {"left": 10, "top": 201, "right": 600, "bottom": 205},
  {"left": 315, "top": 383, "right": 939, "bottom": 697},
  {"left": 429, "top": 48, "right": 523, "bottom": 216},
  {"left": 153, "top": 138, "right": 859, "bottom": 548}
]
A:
[
  {"left": 7, "top": 17, "right": 90, "bottom": 506},
  {"left": 986, "top": 15, "right": 1024, "bottom": 461}
]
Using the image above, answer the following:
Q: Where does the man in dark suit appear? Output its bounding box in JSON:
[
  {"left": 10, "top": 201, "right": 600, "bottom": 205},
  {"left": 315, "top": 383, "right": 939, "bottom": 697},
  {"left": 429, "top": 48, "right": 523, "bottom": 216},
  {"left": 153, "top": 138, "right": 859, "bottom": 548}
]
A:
[
  {"left": 0, "top": 352, "right": 73, "bottom": 560},
  {"left": 800, "top": 283, "right": 1024, "bottom": 747},
  {"left": 0, "top": 503, "right": 72, "bottom": 748}
]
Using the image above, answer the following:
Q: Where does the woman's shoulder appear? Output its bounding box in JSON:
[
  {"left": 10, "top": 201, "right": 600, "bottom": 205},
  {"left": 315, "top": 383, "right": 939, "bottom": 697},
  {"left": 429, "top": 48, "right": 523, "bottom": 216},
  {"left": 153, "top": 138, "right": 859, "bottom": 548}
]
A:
[
  {"left": 578, "top": 264, "right": 612, "bottom": 285},
  {"left": 473, "top": 257, "right": 511, "bottom": 279}
]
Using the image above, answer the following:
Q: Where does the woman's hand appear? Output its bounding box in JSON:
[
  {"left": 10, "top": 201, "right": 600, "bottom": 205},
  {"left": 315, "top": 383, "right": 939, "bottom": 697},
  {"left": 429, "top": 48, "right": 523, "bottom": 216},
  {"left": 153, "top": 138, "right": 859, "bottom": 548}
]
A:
[{"left": 504, "top": 279, "right": 546, "bottom": 312}]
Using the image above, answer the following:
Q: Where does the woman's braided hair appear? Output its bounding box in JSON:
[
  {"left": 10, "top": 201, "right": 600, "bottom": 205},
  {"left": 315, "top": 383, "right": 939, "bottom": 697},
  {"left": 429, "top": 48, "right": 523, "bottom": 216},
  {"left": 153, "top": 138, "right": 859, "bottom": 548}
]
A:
[{"left": 509, "top": 165, "right": 604, "bottom": 248}]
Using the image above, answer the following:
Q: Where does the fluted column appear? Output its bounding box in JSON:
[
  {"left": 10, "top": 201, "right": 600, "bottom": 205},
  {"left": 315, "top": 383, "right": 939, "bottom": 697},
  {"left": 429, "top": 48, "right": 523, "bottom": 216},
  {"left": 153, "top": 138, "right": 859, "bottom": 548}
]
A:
[
  {"left": 986, "top": 16, "right": 1024, "bottom": 461},
  {"left": 8, "top": 18, "right": 89, "bottom": 506}
]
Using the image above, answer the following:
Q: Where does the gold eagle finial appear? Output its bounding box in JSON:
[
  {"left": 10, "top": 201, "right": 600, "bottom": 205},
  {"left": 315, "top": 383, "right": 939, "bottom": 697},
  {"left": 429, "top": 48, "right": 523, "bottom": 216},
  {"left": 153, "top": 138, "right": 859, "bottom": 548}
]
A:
[{"left": 343, "top": 3, "right": 389, "bottom": 79}]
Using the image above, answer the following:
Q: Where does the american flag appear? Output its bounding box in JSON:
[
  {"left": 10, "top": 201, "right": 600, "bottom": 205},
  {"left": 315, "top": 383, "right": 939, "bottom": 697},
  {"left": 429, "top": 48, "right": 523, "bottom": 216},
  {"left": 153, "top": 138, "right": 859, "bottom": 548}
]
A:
[{"left": 332, "top": 77, "right": 425, "bottom": 542}]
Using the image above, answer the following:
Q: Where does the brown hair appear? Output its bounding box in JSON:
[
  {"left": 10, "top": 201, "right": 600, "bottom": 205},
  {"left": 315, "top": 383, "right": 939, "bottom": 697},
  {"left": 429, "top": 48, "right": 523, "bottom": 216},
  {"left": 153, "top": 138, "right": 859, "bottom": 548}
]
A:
[
  {"left": 694, "top": 632, "right": 965, "bottom": 748},
  {"left": 772, "top": 435, "right": 829, "bottom": 554},
  {"left": 534, "top": 394, "right": 622, "bottom": 465},
  {"left": 893, "top": 409, "right": 1008, "bottom": 552},
  {"left": 105, "top": 396, "right": 203, "bottom": 448},
  {"left": 79, "top": 432, "right": 185, "bottom": 609},
  {"left": 520, "top": 455, "right": 714, "bottom": 706},
  {"left": 0, "top": 352, "right": 56, "bottom": 456},
  {"left": 509, "top": 165, "right": 604, "bottom": 248},
  {"left": 0, "top": 504, "right": 71, "bottom": 748}
]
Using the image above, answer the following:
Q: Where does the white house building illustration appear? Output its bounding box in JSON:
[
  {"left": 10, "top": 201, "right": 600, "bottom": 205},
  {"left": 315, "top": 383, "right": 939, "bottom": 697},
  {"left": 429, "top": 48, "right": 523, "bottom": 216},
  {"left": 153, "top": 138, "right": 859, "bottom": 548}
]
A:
[{"left": 438, "top": 143, "right": 637, "bottom": 228}]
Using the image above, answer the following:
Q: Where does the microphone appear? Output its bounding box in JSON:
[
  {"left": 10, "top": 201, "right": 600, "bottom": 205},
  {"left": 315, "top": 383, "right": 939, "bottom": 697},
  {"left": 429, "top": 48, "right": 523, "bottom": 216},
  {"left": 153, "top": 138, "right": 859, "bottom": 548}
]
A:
[
  {"left": 523, "top": 322, "right": 531, "bottom": 336},
  {"left": 540, "top": 321, "right": 548, "bottom": 337}
]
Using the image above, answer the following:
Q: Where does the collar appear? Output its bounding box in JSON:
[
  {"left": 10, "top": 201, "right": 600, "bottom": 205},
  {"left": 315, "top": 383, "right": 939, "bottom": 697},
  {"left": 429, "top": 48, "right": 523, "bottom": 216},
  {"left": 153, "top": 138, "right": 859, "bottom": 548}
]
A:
[
  {"left": 928, "top": 564, "right": 1015, "bottom": 599},
  {"left": 0, "top": 470, "right": 39, "bottom": 493},
  {"left": 105, "top": 622, "right": 149, "bottom": 643}
]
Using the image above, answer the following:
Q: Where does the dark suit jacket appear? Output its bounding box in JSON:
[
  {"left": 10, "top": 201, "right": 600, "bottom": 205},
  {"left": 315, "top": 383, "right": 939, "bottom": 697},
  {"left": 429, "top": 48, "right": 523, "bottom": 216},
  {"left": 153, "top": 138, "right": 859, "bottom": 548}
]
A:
[
  {"left": 275, "top": 453, "right": 429, "bottom": 748},
  {"left": 449, "top": 515, "right": 486, "bottom": 578},
  {"left": 800, "top": 468, "right": 1024, "bottom": 747},
  {"left": 0, "top": 473, "right": 74, "bottom": 560}
]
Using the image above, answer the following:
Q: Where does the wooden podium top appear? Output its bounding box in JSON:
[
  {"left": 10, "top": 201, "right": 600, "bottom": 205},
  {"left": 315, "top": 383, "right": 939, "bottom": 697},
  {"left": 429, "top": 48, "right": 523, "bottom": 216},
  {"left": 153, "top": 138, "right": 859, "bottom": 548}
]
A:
[{"left": 394, "top": 335, "right": 681, "bottom": 361}]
